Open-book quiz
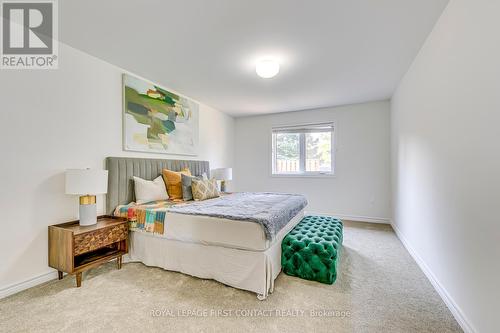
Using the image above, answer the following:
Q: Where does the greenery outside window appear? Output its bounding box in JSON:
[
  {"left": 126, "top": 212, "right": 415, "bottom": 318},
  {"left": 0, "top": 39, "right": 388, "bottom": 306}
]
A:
[{"left": 272, "top": 123, "right": 334, "bottom": 176}]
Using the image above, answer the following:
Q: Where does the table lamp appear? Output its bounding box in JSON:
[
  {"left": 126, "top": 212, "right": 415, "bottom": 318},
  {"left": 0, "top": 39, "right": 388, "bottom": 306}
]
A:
[
  {"left": 65, "top": 169, "right": 108, "bottom": 226},
  {"left": 212, "top": 167, "right": 232, "bottom": 192}
]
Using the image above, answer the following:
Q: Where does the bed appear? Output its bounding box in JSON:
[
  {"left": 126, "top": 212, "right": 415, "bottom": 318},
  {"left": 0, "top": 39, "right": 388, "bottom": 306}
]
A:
[{"left": 105, "top": 157, "right": 307, "bottom": 299}]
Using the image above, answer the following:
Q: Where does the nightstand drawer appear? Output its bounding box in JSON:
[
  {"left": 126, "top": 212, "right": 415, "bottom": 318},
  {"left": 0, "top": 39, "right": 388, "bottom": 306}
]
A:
[{"left": 74, "top": 223, "right": 128, "bottom": 255}]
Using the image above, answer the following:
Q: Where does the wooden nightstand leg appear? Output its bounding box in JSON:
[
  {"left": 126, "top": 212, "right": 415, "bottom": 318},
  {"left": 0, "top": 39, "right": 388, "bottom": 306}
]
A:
[
  {"left": 117, "top": 256, "right": 122, "bottom": 270},
  {"left": 76, "top": 272, "right": 82, "bottom": 287},
  {"left": 58, "top": 271, "right": 63, "bottom": 280}
]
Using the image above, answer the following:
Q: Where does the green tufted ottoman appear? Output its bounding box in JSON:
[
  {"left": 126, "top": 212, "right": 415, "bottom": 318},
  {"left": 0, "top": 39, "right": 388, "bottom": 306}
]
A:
[{"left": 281, "top": 215, "right": 343, "bottom": 284}]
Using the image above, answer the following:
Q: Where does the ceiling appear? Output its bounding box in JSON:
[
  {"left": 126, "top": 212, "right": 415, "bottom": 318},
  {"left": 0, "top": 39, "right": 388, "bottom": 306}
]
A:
[{"left": 59, "top": 0, "right": 449, "bottom": 117}]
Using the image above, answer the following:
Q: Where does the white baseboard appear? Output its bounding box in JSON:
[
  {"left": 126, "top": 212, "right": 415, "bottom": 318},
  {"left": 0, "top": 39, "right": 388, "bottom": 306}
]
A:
[
  {"left": 0, "top": 271, "right": 58, "bottom": 299},
  {"left": 391, "top": 223, "right": 476, "bottom": 333},
  {"left": 305, "top": 211, "right": 391, "bottom": 224}
]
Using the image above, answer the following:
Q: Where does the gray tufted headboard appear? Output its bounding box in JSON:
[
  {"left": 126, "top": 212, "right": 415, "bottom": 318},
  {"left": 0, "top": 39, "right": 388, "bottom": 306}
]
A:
[{"left": 105, "top": 157, "right": 210, "bottom": 214}]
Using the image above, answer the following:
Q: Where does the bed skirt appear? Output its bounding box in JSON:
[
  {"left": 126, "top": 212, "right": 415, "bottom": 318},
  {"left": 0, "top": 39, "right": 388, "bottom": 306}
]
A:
[{"left": 123, "top": 210, "right": 304, "bottom": 299}]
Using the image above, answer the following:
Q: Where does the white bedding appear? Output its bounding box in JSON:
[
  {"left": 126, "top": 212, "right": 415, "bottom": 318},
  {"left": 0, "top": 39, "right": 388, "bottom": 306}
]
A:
[
  {"left": 125, "top": 209, "right": 305, "bottom": 298},
  {"left": 131, "top": 209, "right": 305, "bottom": 251}
]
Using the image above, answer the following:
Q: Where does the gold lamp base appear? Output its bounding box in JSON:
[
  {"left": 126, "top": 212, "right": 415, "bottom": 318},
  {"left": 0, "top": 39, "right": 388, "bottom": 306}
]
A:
[
  {"left": 79, "top": 195, "right": 96, "bottom": 205},
  {"left": 220, "top": 180, "right": 227, "bottom": 192},
  {"left": 79, "top": 195, "right": 97, "bottom": 226}
]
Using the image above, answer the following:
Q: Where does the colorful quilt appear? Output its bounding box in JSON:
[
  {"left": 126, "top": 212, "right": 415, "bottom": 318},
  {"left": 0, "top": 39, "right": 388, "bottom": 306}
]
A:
[{"left": 114, "top": 200, "right": 176, "bottom": 234}]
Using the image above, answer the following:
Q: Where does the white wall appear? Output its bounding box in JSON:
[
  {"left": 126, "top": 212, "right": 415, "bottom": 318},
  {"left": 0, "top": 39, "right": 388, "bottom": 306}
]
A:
[
  {"left": 391, "top": 1, "right": 500, "bottom": 332},
  {"left": 234, "top": 101, "right": 391, "bottom": 221},
  {"left": 0, "top": 43, "right": 235, "bottom": 294}
]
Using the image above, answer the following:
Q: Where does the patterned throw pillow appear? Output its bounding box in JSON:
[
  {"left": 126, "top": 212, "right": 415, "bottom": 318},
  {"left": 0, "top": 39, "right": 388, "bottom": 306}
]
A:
[
  {"left": 191, "top": 178, "right": 220, "bottom": 201},
  {"left": 181, "top": 173, "right": 207, "bottom": 201}
]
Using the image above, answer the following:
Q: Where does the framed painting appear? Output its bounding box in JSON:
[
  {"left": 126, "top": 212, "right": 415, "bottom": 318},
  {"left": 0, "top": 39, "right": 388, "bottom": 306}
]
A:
[{"left": 122, "top": 74, "right": 199, "bottom": 155}]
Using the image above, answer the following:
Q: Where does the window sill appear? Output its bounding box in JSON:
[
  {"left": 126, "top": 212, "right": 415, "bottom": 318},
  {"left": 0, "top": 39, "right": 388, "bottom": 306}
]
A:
[{"left": 271, "top": 173, "right": 336, "bottom": 179}]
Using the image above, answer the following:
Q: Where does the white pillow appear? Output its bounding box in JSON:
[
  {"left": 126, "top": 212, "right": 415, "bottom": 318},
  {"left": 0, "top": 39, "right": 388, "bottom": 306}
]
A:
[{"left": 133, "top": 176, "right": 169, "bottom": 204}]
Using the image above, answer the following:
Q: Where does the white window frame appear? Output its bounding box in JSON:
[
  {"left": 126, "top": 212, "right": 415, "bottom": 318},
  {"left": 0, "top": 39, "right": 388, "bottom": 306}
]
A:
[{"left": 271, "top": 122, "right": 335, "bottom": 177}]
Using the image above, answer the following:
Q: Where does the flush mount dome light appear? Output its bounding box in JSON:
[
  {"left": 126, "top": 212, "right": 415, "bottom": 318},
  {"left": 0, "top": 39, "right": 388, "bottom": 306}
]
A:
[{"left": 256, "top": 59, "right": 280, "bottom": 78}]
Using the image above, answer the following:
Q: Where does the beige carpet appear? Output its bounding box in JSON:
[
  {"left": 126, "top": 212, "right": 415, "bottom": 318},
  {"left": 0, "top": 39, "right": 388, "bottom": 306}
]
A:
[{"left": 0, "top": 222, "right": 461, "bottom": 333}]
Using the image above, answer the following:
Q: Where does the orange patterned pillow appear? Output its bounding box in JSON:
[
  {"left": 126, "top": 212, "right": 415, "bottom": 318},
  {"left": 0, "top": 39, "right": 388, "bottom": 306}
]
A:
[{"left": 162, "top": 168, "right": 191, "bottom": 200}]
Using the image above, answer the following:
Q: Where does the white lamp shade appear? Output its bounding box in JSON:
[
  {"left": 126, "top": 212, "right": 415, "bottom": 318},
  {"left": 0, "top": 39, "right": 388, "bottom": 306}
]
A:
[
  {"left": 65, "top": 169, "right": 108, "bottom": 195},
  {"left": 212, "top": 168, "right": 232, "bottom": 181}
]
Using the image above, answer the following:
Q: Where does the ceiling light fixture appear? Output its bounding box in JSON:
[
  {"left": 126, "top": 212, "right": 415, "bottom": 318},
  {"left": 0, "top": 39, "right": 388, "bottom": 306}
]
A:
[{"left": 255, "top": 58, "right": 280, "bottom": 79}]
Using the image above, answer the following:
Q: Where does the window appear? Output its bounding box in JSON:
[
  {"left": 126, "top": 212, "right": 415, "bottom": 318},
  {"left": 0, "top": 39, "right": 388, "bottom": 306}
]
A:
[{"left": 272, "top": 122, "right": 334, "bottom": 176}]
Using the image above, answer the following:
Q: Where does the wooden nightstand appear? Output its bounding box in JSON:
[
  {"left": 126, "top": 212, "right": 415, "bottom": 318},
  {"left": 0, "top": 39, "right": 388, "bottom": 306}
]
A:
[{"left": 48, "top": 215, "right": 128, "bottom": 287}]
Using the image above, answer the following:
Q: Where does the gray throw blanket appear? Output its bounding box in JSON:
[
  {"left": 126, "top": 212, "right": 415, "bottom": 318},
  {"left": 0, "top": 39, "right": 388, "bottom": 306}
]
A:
[{"left": 168, "top": 192, "right": 308, "bottom": 240}]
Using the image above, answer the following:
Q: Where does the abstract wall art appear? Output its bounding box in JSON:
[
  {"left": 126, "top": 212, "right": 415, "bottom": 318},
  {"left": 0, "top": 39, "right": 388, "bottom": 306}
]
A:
[{"left": 123, "top": 74, "right": 199, "bottom": 155}]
